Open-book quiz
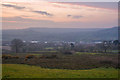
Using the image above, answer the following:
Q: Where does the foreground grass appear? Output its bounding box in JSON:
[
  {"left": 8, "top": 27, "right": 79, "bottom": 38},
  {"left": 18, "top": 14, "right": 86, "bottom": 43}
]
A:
[{"left": 2, "top": 64, "right": 118, "bottom": 78}]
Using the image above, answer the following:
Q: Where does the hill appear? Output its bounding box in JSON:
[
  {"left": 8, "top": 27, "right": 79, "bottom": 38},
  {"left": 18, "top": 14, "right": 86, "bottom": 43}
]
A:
[{"left": 2, "top": 27, "right": 118, "bottom": 42}]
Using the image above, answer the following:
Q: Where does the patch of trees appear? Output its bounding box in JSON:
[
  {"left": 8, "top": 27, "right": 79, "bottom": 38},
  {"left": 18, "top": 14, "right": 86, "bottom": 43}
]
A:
[
  {"left": 73, "top": 40, "right": 119, "bottom": 53},
  {"left": 10, "top": 39, "right": 119, "bottom": 54}
]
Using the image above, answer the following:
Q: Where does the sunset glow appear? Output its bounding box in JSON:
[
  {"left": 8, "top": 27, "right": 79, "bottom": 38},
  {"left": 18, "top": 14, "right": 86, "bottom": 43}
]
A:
[{"left": 1, "top": 1, "right": 118, "bottom": 29}]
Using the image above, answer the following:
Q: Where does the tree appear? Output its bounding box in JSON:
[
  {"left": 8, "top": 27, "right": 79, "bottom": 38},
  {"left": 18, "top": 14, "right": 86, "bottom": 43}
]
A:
[
  {"left": 70, "top": 43, "right": 74, "bottom": 50},
  {"left": 103, "top": 41, "right": 109, "bottom": 53},
  {"left": 11, "top": 39, "right": 24, "bottom": 53},
  {"left": 113, "top": 40, "right": 120, "bottom": 53},
  {"left": 113, "top": 40, "right": 119, "bottom": 46}
]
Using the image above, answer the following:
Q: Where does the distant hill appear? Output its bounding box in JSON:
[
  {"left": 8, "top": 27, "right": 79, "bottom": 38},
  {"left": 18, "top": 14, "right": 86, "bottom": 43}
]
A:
[{"left": 2, "top": 27, "right": 118, "bottom": 42}]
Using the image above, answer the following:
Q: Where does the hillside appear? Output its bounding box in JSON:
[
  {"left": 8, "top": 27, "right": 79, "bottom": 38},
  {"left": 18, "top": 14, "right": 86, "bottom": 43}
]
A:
[{"left": 2, "top": 27, "right": 118, "bottom": 42}]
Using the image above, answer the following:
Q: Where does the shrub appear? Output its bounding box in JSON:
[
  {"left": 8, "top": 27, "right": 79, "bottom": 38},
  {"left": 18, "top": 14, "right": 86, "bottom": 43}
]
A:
[
  {"left": 63, "top": 51, "right": 73, "bottom": 55},
  {"left": 39, "top": 55, "right": 46, "bottom": 59},
  {"left": 2, "top": 55, "right": 19, "bottom": 59},
  {"left": 12, "top": 56, "right": 19, "bottom": 59},
  {"left": 2, "top": 55, "right": 13, "bottom": 59},
  {"left": 40, "top": 55, "right": 57, "bottom": 59},
  {"left": 100, "top": 60, "right": 112, "bottom": 65},
  {"left": 25, "top": 55, "right": 36, "bottom": 60},
  {"left": 46, "top": 55, "right": 57, "bottom": 59}
]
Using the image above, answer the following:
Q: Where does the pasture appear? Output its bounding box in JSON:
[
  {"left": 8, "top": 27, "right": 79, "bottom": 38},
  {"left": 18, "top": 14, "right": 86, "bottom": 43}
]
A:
[{"left": 2, "top": 64, "right": 118, "bottom": 78}]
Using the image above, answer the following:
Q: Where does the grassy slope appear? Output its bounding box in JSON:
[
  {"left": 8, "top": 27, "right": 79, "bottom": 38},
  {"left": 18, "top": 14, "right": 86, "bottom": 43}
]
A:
[{"left": 2, "top": 64, "right": 118, "bottom": 78}]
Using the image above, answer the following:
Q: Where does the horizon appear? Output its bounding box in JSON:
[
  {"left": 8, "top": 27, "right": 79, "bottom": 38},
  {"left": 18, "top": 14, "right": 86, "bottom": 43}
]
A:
[{"left": 2, "top": 26, "right": 117, "bottom": 30}]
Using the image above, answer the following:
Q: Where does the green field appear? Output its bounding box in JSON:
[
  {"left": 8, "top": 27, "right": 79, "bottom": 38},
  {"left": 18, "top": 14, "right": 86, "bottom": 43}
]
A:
[
  {"left": 2, "top": 64, "right": 118, "bottom": 78},
  {"left": 76, "top": 52, "right": 99, "bottom": 55}
]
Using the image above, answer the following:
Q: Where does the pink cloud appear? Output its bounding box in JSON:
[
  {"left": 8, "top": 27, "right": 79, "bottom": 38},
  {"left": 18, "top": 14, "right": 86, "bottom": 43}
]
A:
[{"left": 50, "top": 2, "right": 117, "bottom": 11}]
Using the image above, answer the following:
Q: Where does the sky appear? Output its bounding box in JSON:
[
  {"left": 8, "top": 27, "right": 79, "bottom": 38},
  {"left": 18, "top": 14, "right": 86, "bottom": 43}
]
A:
[{"left": 1, "top": 1, "right": 118, "bottom": 29}]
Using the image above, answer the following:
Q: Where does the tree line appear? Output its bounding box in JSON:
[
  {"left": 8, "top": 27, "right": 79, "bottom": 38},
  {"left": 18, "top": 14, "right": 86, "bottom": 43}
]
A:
[{"left": 9, "top": 39, "right": 120, "bottom": 53}]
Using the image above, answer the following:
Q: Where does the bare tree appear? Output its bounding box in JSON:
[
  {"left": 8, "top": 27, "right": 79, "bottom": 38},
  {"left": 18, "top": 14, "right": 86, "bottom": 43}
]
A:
[
  {"left": 11, "top": 39, "right": 24, "bottom": 53},
  {"left": 70, "top": 43, "right": 74, "bottom": 50},
  {"left": 103, "top": 41, "right": 108, "bottom": 53}
]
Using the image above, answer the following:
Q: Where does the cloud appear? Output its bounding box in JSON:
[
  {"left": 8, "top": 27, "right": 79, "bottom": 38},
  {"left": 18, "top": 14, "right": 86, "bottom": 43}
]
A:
[
  {"left": 2, "top": 4, "right": 25, "bottom": 10},
  {"left": 67, "top": 15, "right": 72, "bottom": 17},
  {"left": 52, "top": 2, "right": 117, "bottom": 11},
  {"left": 32, "top": 11, "right": 53, "bottom": 16},
  {"left": 67, "top": 15, "right": 83, "bottom": 19},
  {"left": 2, "top": 3, "right": 53, "bottom": 17},
  {"left": 72, "top": 16, "right": 83, "bottom": 19}
]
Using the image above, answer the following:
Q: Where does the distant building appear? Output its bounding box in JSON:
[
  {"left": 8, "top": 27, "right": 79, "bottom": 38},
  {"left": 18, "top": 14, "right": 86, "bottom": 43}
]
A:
[
  {"left": 2, "top": 41, "right": 11, "bottom": 46},
  {"left": 68, "top": 42, "right": 75, "bottom": 44},
  {"left": 45, "top": 41, "right": 48, "bottom": 43},
  {"left": 23, "top": 40, "right": 26, "bottom": 43},
  {"left": 30, "top": 40, "right": 39, "bottom": 43},
  {"left": 94, "top": 41, "right": 102, "bottom": 44},
  {"left": 2, "top": 46, "right": 11, "bottom": 50}
]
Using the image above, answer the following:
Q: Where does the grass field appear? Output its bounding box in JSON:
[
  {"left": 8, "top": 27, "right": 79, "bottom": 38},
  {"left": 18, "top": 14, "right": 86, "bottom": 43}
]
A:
[
  {"left": 76, "top": 52, "right": 99, "bottom": 55},
  {"left": 2, "top": 64, "right": 118, "bottom": 78}
]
